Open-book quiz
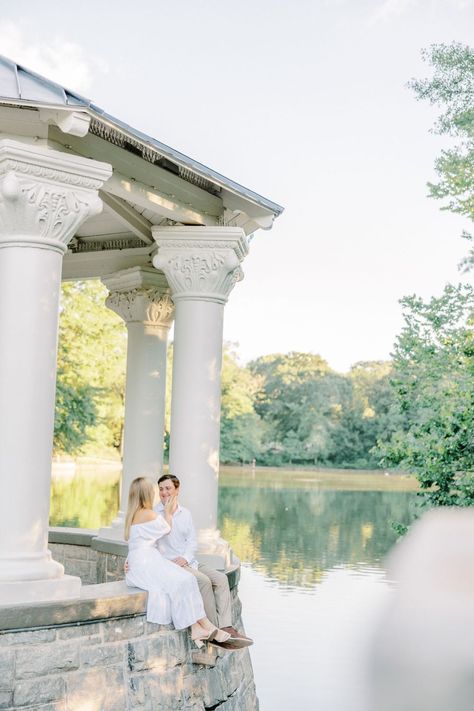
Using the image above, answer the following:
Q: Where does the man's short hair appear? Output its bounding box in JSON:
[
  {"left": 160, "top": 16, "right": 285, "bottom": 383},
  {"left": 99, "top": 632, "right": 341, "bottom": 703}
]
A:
[{"left": 157, "top": 473, "right": 180, "bottom": 488}]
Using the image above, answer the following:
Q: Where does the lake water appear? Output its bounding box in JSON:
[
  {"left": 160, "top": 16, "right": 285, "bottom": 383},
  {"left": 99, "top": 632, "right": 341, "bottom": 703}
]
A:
[{"left": 50, "top": 465, "right": 418, "bottom": 710}]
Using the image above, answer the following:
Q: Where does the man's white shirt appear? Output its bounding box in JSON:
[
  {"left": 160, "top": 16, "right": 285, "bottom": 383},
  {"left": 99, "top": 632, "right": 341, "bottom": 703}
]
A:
[{"left": 154, "top": 502, "right": 198, "bottom": 569}]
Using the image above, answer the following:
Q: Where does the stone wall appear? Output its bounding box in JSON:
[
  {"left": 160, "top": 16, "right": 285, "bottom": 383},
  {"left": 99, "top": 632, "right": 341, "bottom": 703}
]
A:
[{"left": 0, "top": 531, "right": 258, "bottom": 711}]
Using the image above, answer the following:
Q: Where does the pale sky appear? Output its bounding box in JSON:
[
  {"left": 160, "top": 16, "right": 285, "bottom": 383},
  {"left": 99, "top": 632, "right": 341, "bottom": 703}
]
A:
[{"left": 2, "top": 0, "right": 474, "bottom": 371}]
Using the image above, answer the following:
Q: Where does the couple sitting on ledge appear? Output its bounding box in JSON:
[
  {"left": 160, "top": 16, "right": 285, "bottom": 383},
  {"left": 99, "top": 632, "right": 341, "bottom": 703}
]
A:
[{"left": 124, "top": 474, "right": 252, "bottom": 650}]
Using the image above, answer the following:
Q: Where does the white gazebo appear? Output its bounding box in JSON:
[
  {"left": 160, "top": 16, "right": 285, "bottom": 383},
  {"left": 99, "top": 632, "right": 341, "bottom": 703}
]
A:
[{"left": 0, "top": 57, "right": 282, "bottom": 605}]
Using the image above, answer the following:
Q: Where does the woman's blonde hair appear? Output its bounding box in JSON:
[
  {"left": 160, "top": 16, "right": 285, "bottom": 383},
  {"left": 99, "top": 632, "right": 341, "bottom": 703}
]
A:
[{"left": 124, "top": 477, "right": 156, "bottom": 540}]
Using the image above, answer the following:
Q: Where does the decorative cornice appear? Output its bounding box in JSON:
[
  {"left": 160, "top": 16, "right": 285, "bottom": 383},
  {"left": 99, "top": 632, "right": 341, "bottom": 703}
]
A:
[
  {"left": 71, "top": 237, "right": 145, "bottom": 253},
  {"left": 152, "top": 226, "right": 248, "bottom": 305},
  {"left": 106, "top": 289, "right": 174, "bottom": 328},
  {"left": 0, "top": 139, "right": 112, "bottom": 252},
  {"left": 89, "top": 118, "right": 219, "bottom": 196}
]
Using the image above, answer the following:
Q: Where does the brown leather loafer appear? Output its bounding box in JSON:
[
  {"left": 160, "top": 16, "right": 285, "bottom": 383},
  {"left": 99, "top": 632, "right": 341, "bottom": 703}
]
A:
[
  {"left": 210, "top": 637, "right": 253, "bottom": 650},
  {"left": 221, "top": 626, "right": 253, "bottom": 642}
]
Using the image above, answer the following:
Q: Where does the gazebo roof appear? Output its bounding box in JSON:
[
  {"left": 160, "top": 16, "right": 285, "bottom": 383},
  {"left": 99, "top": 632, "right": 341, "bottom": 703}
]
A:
[{"left": 0, "top": 56, "right": 283, "bottom": 222}]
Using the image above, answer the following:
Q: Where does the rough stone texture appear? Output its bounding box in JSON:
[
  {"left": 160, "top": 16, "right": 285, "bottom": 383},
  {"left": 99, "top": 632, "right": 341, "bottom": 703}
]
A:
[
  {"left": 49, "top": 542, "right": 99, "bottom": 585},
  {"left": 0, "top": 605, "right": 257, "bottom": 710},
  {"left": 49, "top": 541, "right": 127, "bottom": 585},
  {"left": 0, "top": 537, "right": 258, "bottom": 710}
]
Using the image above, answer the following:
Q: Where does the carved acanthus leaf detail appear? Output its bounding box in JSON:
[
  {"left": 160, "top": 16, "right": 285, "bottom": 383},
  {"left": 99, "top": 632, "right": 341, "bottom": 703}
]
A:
[
  {"left": 155, "top": 249, "right": 243, "bottom": 304},
  {"left": 106, "top": 288, "right": 175, "bottom": 327},
  {"left": 0, "top": 171, "right": 102, "bottom": 248}
]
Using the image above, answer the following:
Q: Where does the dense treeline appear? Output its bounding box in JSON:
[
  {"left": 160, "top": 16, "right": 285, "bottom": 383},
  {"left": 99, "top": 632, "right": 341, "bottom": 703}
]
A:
[
  {"left": 220, "top": 350, "right": 397, "bottom": 467},
  {"left": 54, "top": 285, "right": 397, "bottom": 468}
]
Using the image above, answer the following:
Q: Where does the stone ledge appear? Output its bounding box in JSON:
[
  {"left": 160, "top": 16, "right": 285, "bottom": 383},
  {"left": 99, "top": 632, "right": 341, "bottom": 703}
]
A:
[
  {"left": 0, "top": 581, "right": 147, "bottom": 632},
  {"left": 91, "top": 536, "right": 128, "bottom": 557},
  {"left": 0, "top": 564, "right": 241, "bottom": 632},
  {"left": 49, "top": 527, "right": 98, "bottom": 547}
]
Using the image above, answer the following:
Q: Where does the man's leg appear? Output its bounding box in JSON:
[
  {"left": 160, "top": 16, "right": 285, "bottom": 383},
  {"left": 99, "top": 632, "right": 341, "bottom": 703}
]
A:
[
  {"left": 197, "top": 563, "right": 253, "bottom": 647},
  {"left": 183, "top": 565, "right": 219, "bottom": 627},
  {"left": 197, "top": 563, "right": 232, "bottom": 628}
]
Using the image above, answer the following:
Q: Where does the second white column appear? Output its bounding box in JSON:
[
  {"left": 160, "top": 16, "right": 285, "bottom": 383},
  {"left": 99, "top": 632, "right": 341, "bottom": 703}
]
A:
[
  {"left": 153, "top": 226, "right": 248, "bottom": 564},
  {"left": 98, "top": 267, "right": 174, "bottom": 540}
]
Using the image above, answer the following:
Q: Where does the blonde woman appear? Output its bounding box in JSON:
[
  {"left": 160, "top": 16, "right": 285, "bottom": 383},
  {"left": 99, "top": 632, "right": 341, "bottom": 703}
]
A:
[{"left": 124, "top": 477, "right": 230, "bottom": 647}]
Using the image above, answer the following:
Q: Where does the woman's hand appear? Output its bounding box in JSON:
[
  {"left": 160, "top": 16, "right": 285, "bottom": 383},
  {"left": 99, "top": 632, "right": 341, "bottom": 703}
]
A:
[{"left": 163, "top": 495, "right": 178, "bottom": 525}]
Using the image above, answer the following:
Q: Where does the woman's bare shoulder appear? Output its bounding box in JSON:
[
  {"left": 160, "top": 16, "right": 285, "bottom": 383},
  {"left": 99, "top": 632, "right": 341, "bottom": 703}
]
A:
[{"left": 132, "top": 508, "right": 157, "bottom": 525}]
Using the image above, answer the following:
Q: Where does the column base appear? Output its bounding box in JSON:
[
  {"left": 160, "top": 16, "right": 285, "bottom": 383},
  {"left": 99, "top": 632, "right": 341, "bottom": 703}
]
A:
[
  {"left": 0, "top": 574, "right": 81, "bottom": 605},
  {"left": 196, "top": 530, "right": 233, "bottom": 570}
]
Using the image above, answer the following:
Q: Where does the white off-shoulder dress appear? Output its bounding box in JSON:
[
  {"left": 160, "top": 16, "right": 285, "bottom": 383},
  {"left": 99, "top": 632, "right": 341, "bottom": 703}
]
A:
[{"left": 125, "top": 516, "right": 205, "bottom": 629}]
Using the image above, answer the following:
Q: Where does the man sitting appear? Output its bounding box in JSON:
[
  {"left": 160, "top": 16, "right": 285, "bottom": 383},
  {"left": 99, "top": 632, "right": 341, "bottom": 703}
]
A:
[{"left": 126, "top": 473, "right": 252, "bottom": 648}]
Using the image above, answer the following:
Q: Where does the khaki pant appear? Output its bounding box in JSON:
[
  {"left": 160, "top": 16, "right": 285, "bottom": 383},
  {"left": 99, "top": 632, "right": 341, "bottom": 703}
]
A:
[{"left": 183, "top": 563, "right": 232, "bottom": 628}]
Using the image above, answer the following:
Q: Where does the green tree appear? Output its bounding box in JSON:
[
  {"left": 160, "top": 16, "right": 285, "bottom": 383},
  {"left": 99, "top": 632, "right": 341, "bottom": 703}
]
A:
[
  {"left": 55, "top": 281, "right": 126, "bottom": 455},
  {"left": 380, "top": 284, "right": 474, "bottom": 509},
  {"left": 250, "top": 352, "right": 344, "bottom": 465},
  {"left": 410, "top": 42, "right": 474, "bottom": 267},
  {"left": 219, "top": 345, "right": 264, "bottom": 463},
  {"left": 332, "top": 361, "right": 400, "bottom": 468}
]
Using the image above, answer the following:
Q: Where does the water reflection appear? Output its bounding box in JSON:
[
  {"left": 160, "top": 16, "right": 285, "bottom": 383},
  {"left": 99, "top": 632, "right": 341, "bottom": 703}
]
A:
[
  {"left": 218, "top": 469, "right": 417, "bottom": 589},
  {"left": 50, "top": 471, "right": 119, "bottom": 528}
]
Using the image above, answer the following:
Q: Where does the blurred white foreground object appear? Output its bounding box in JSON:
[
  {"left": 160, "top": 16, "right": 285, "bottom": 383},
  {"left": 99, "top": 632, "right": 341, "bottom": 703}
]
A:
[{"left": 368, "top": 508, "right": 474, "bottom": 711}]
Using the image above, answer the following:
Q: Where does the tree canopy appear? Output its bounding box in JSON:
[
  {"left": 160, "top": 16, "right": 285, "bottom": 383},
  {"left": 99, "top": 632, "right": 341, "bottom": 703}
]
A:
[{"left": 410, "top": 42, "right": 474, "bottom": 268}]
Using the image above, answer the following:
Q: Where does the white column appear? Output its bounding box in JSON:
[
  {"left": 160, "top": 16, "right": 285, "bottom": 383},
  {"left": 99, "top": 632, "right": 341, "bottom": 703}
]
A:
[
  {"left": 98, "top": 267, "right": 174, "bottom": 541},
  {"left": 0, "top": 139, "right": 111, "bottom": 604},
  {"left": 152, "top": 226, "right": 248, "bottom": 566}
]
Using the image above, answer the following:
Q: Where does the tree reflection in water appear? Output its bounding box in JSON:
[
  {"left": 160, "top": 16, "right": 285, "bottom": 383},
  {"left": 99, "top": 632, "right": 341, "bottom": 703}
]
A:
[
  {"left": 218, "top": 468, "right": 417, "bottom": 589},
  {"left": 49, "top": 465, "right": 417, "bottom": 591},
  {"left": 50, "top": 473, "right": 120, "bottom": 528}
]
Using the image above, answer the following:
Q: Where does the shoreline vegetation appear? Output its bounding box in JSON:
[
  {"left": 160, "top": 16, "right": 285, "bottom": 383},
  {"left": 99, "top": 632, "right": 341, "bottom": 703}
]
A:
[{"left": 50, "top": 464, "right": 418, "bottom": 532}]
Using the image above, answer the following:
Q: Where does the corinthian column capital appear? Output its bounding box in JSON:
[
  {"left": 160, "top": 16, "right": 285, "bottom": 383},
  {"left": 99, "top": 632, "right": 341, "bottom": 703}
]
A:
[
  {"left": 102, "top": 266, "right": 174, "bottom": 329},
  {"left": 152, "top": 226, "right": 249, "bottom": 304},
  {"left": 0, "top": 139, "right": 111, "bottom": 253}
]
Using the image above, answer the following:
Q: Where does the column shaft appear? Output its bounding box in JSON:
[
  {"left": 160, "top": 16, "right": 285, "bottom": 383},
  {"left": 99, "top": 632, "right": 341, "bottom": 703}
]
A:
[
  {"left": 0, "top": 245, "right": 64, "bottom": 581},
  {"left": 170, "top": 300, "right": 224, "bottom": 531},
  {"left": 121, "top": 322, "right": 168, "bottom": 511}
]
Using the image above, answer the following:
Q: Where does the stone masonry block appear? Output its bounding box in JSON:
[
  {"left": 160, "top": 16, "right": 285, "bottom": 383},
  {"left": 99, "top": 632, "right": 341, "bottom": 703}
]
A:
[
  {"left": 0, "top": 651, "right": 14, "bottom": 689},
  {"left": 49, "top": 543, "right": 66, "bottom": 557},
  {"left": 13, "top": 677, "right": 65, "bottom": 707},
  {"left": 15, "top": 641, "right": 79, "bottom": 679},
  {"left": 62, "top": 559, "right": 93, "bottom": 582},
  {"left": 145, "top": 621, "right": 173, "bottom": 635},
  {"left": 0, "top": 629, "right": 56, "bottom": 647},
  {"left": 96, "top": 554, "right": 106, "bottom": 583},
  {"left": 145, "top": 667, "right": 184, "bottom": 709},
  {"left": 66, "top": 545, "right": 89, "bottom": 561},
  {"left": 127, "top": 629, "right": 188, "bottom": 674},
  {"left": 80, "top": 642, "right": 124, "bottom": 668},
  {"left": 56, "top": 623, "right": 102, "bottom": 643},
  {"left": 127, "top": 675, "right": 147, "bottom": 709},
  {"left": 0, "top": 690, "right": 12, "bottom": 710},
  {"left": 105, "top": 553, "right": 126, "bottom": 582},
  {"left": 102, "top": 615, "right": 145, "bottom": 642},
  {"left": 66, "top": 667, "right": 125, "bottom": 711},
  {"left": 165, "top": 631, "right": 189, "bottom": 667}
]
